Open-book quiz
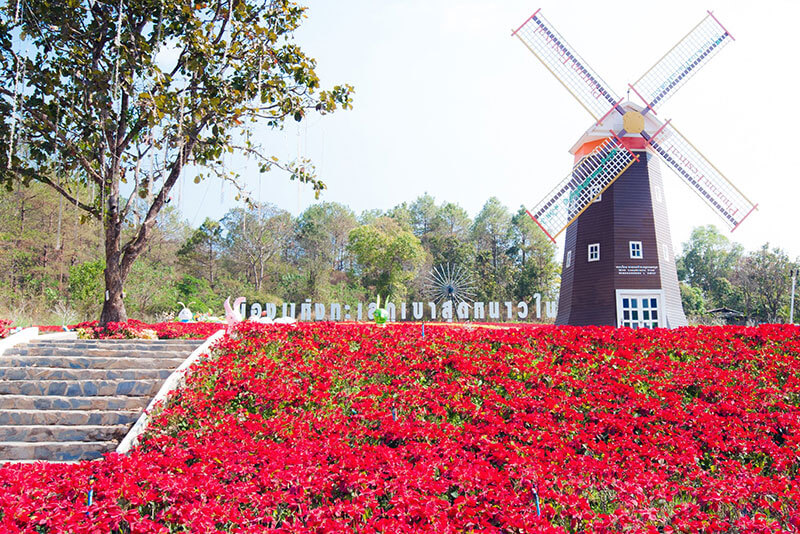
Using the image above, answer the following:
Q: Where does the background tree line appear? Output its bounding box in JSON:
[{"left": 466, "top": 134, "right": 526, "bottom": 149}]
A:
[
  {"left": 1, "top": 182, "right": 797, "bottom": 326},
  {"left": 0, "top": 184, "right": 560, "bottom": 325},
  {"left": 677, "top": 225, "right": 798, "bottom": 324}
]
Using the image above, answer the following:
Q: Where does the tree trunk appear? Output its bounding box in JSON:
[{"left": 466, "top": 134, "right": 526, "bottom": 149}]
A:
[
  {"left": 100, "top": 259, "right": 128, "bottom": 323},
  {"left": 99, "top": 168, "right": 128, "bottom": 325}
]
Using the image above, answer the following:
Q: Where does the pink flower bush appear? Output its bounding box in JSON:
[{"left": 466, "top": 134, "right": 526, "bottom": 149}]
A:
[{"left": 1, "top": 323, "right": 799, "bottom": 532}]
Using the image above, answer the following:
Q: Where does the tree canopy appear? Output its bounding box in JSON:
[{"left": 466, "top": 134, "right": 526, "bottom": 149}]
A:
[{"left": 0, "top": 0, "right": 352, "bottom": 323}]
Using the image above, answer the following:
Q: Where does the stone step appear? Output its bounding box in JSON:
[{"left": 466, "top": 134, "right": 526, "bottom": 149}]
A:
[
  {"left": 0, "top": 425, "right": 129, "bottom": 442},
  {"left": 30, "top": 340, "right": 202, "bottom": 349},
  {"left": 0, "top": 409, "right": 140, "bottom": 426},
  {"left": 0, "top": 441, "right": 115, "bottom": 461},
  {"left": 0, "top": 356, "right": 186, "bottom": 369},
  {"left": 0, "top": 379, "right": 162, "bottom": 397},
  {"left": 0, "top": 335, "right": 210, "bottom": 462},
  {"left": 0, "top": 367, "right": 172, "bottom": 380},
  {"left": 6, "top": 347, "right": 195, "bottom": 357},
  {"left": 1, "top": 395, "right": 150, "bottom": 411}
]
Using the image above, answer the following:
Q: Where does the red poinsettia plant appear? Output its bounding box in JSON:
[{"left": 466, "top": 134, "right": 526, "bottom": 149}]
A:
[
  {"left": 1, "top": 323, "right": 799, "bottom": 533},
  {"left": 0, "top": 318, "right": 11, "bottom": 338},
  {"left": 36, "top": 320, "right": 223, "bottom": 340}
]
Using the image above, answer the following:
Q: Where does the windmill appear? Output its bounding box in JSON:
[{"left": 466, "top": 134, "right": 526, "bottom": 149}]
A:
[{"left": 513, "top": 9, "right": 756, "bottom": 328}]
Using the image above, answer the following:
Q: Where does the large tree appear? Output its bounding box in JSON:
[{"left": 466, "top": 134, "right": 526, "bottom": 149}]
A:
[
  {"left": 177, "top": 217, "right": 224, "bottom": 288},
  {"left": 223, "top": 203, "right": 293, "bottom": 293},
  {"left": 0, "top": 0, "right": 352, "bottom": 323},
  {"left": 348, "top": 216, "right": 424, "bottom": 299},
  {"left": 677, "top": 225, "right": 742, "bottom": 309},
  {"left": 733, "top": 244, "right": 794, "bottom": 323},
  {"left": 471, "top": 197, "right": 511, "bottom": 271},
  {"left": 509, "top": 206, "right": 559, "bottom": 301}
]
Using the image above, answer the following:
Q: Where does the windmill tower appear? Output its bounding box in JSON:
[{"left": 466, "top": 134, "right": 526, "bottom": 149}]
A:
[{"left": 513, "top": 10, "right": 757, "bottom": 329}]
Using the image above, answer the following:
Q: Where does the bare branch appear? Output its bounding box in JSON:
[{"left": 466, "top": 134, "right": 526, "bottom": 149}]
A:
[
  {"left": 22, "top": 106, "right": 105, "bottom": 186},
  {"left": 15, "top": 167, "right": 101, "bottom": 219}
]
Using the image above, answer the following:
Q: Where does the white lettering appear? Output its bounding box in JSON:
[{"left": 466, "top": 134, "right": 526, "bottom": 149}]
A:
[
  {"left": 301, "top": 300, "right": 312, "bottom": 321},
  {"left": 441, "top": 301, "right": 453, "bottom": 322}
]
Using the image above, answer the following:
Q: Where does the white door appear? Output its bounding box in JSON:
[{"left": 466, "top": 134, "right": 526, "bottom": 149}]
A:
[{"left": 616, "top": 290, "right": 663, "bottom": 329}]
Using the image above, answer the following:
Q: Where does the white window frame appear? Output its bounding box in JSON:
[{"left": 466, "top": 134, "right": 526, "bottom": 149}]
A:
[
  {"left": 565, "top": 250, "right": 572, "bottom": 268},
  {"left": 629, "top": 241, "right": 643, "bottom": 259},
  {"left": 588, "top": 243, "right": 600, "bottom": 262},
  {"left": 653, "top": 186, "right": 663, "bottom": 203},
  {"left": 662, "top": 245, "right": 670, "bottom": 262},
  {"left": 590, "top": 184, "right": 602, "bottom": 203},
  {"left": 616, "top": 289, "right": 664, "bottom": 329}
]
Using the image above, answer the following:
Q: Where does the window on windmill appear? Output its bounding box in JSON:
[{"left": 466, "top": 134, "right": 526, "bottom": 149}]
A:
[
  {"left": 588, "top": 243, "right": 600, "bottom": 262},
  {"left": 590, "top": 183, "right": 602, "bottom": 203},
  {"left": 629, "top": 241, "right": 643, "bottom": 259},
  {"left": 566, "top": 250, "right": 573, "bottom": 268}
]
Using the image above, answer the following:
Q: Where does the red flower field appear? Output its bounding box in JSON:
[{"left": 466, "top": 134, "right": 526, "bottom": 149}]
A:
[{"left": 1, "top": 323, "right": 799, "bottom": 533}]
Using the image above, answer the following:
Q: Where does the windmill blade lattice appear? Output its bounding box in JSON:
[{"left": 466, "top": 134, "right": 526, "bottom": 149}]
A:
[
  {"left": 513, "top": 10, "right": 621, "bottom": 120},
  {"left": 630, "top": 12, "right": 733, "bottom": 113},
  {"left": 425, "top": 264, "right": 476, "bottom": 306},
  {"left": 527, "top": 137, "right": 638, "bottom": 242},
  {"left": 644, "top": 122, "right": 757, "bottom": 229}
]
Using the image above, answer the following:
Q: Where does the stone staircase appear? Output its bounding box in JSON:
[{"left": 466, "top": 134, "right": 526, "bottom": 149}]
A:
[{"left": 0, "top": 337, "right": 202, "bottom": 462}]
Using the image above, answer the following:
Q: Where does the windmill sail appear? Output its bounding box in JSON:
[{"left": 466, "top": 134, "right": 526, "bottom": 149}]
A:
[
  {"left": 527, "top": 137, "right": 638, "bottom": 241},
  {"left": 644, "top": 122, "right": 756, "bottom": 230},
  {"left": 513, "top": 10, "right": 621, "bottom": 120},
  {"left": 630, "top": 12, "right": 733, "bottom": 113}
]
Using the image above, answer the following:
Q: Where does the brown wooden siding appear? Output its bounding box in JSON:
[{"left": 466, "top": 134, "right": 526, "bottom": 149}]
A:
[{"left": 555, "top": 150, "right": 687, "bottom": 327}]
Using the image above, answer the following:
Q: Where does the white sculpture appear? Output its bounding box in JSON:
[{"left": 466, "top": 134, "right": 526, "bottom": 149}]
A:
[{"left": 177, "top": 302, "right": 192, "bottom": 322}]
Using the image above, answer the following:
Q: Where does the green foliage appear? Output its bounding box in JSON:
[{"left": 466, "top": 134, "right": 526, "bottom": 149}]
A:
[
  {"left": 348, "top": 217, "right": 424, "bottom": 299},
  {"left": 678, "top": 227, "right": 799, "bottom": 324},
  {"left": 175, "top": 275, "right": 220, "bottom": 314},
  {"left": 733, "top": 244, "right": 795, "bottom": 323},
  {"left": 297, "top": 202, "right": 357, "bottom": 298},
  {"left": 67, "top": 260, "right": 105, "bottom": 319},
  {"left": 125, "top": 258, "right": 179, "bottom": 318},
  {"left": 222, "top": 203, "right": 293, "bottom": 293},
  {"left": 178, "top": 218, "right": 225, "bottom": 288},
  {"left": 677, "top": 225, "right": 742, "bottom": 309},
  {"left": 679, "top": 282, "right": 706, "bottom": 318},
  {"left": 510, "top": 206, "right": 559, "bottom": 301}
]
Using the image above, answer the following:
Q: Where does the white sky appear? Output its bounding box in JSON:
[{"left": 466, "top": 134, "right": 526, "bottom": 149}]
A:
[{"left": 178, "top": 0, "right": 800, "bottom": 259}]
